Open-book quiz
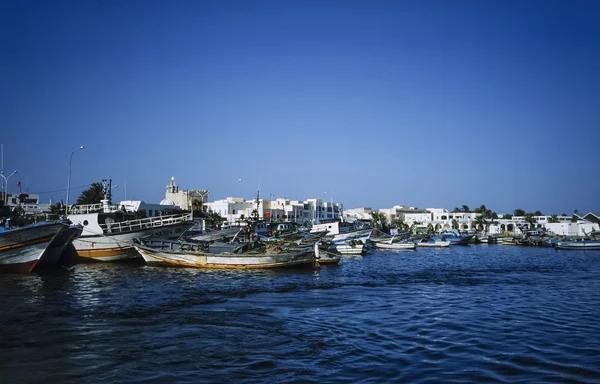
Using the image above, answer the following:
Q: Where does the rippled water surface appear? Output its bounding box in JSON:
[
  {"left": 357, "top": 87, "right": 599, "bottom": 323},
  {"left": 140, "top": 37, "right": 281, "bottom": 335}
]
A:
[{"left": 1, "top": 245, "right": 600, "bottom": 383}]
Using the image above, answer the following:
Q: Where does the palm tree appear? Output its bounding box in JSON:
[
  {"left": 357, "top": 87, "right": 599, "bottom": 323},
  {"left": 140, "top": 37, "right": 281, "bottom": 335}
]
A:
[
  {"left": 474, "top": 215, "right": 487, "bottom": 232},
  {"left": 77, "top": 183, "right": 104, "bottom": 205},
  {"left": 524, "top": 213, "right": 536, "bottom": 227},
  {"left": 207, "top": 212, "right": 225, "bottom": 228},
  {"left": 451, "top": 219, "right": 459, "bottom": 230},
  {"left": 461, "top": 205, "right": 470, "bottom": 213},
  {"left": 452, "top": 207, "right": 461, "bottom": 213},
  {"left": 370, "top": 212, "right": 387, "bottom": 229},
  {"left": 191, "top": 199, "right": 204, "bottom": 212},
  {"left": 513, "top": 208, "right": 526, "bottom": 217}
]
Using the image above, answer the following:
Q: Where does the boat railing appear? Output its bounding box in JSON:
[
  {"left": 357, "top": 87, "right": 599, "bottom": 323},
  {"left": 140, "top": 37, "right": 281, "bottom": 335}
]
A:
[
  {"left": 69, "top": 203, "right": 119, "bottom": 215},
  {"left": 99, "top": 212, "right": 193, "bottom": 233}
]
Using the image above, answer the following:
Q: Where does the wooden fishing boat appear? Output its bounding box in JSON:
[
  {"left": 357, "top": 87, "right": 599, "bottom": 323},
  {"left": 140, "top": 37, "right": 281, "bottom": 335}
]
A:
[
  {"left": 416, "top": 240, "right": 450, "bottom": 248},
  {"left": 133, "top": 238, "right": 318, "bottom": 269},
  {"left": 0, "top": 221, "right": 82, "bottom": 273},
  {"left": 372, "top": 240, "right": 416, "bottom": 250},
  {"left": 555, "top": 239, "right": 600, "bottom": 250}
]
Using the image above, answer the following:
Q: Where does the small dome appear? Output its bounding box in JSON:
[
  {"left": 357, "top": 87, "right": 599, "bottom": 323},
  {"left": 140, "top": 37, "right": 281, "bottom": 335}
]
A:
[{"left": 160, "top": 199, "right": 175, "bottom": 206}]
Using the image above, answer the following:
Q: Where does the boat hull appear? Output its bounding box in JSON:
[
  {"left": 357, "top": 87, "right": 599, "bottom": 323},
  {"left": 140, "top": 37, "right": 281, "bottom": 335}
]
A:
[
  {"left": 416, "top": 241, "right": 450, "bottom": 248},
  {"left": 373, "top": 242, "right": 416, "bottom": 250},
  {"left": 73, "top": 222, "right": 192, "bottom": 262},
  {"left": 555, "top": 241, "right": 600, "bottom": 250},
  {"left": 135, "top": 244, "right": 316, "bottom": 269},
  {"left": 0, "top": 222, "right": 73, "bottom": 273}
]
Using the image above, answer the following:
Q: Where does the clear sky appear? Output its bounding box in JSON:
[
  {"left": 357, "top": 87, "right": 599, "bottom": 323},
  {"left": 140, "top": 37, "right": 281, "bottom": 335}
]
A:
[{"left": 1, "top": 0, "right": 599, "bottom": 215}]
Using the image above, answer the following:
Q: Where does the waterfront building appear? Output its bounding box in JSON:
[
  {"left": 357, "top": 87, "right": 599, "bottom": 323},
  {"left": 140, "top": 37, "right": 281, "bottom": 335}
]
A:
[
  {"left": 204, "top": 196, "right": 342, "bottom": 225},
  {"left": 343, "top": 207, "right": 373, "bottom": 221},
  {"left": 2, "top": 192, "right": 51, "bottom": 220},
  {"left": 164, "top": 177, "right": 209, "bottom": 211}
]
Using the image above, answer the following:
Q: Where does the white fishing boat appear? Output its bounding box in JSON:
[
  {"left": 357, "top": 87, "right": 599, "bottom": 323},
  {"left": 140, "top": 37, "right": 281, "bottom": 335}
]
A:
[
  {"left": 372, "top": 240, "right": 416, "bottom": 250},
  {"left": 311, "top": 220, "right": 372, "bottom": 255},
  {"left": 0, "top": 221, "right": 82, "bottom": 273},
  {"left": 68, "top": 180, "right": 193, "bottom": 262},
  {"left": 416, "top": 240, "right": 450, "bottom": 248},
  {"left": 555, "top": 239, "right": 600, "bottom": 250},
  {"left": 133, "top": 237, "right": 318, "bottom": 269}
]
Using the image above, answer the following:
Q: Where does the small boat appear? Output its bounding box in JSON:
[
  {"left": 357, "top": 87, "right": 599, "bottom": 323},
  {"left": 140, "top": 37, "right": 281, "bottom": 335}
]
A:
[
  {"left": 555, "top": 239, "right": 600, "bottom": 250},
  {"left": 372, "top": 239, "right": 416, "bottom": 250},
  {"left": 311, "top": 220, "right": 372, "bottom": 255},
  {"left": 0, "top": 221, "right": 83, "bottom": 273},
  {"left": 416, "top": 240, "right": 450, "bottom": 248},
  {"left": 432, "top": 231, "right": 474, "bottom": 245},
  {"left": 133, "top": 237, "right": 318, "bottom": 269}
]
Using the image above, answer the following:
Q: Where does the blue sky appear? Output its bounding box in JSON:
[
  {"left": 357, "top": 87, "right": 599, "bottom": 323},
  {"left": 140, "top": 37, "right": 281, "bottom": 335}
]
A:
[{"left": 1, "top": 0, "right": 599, "bottom": 215}]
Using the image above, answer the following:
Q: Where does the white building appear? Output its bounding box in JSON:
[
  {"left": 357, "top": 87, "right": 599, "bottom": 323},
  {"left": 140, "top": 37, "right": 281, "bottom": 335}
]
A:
[
  {"left": 343, "top": 207, "right": 373, "bottom": 221},
  {"left": 164, "top": 177, "right": 209, "bottom": 211}
]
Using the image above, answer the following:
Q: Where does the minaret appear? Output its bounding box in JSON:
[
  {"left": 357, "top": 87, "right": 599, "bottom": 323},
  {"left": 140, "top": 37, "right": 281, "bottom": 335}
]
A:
[{"left": 166, "top": 176, "right": 178, "bottom": 194}]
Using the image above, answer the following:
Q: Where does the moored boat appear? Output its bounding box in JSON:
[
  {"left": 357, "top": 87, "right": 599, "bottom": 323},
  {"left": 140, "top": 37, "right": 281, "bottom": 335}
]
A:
[
  {"left": 416, "top": 240, "right": 450, "bottom": 248},
  {"left": 0, "top": 221, "right": 82, "bottom": 273},
  {"left": 134, "top": 238, "right": 318, "bottom": 269},
  {"left": 555, "top": 239, "right": 600, "bottom": 250},
  {"left": 372, "top": 240, "right": 416, "bottom": 250},
  {"left": 68, "top": 179, "right": 193, "bottom": 262},
  {"left": 432, "top": 231, "right": 474, "bottom": 245}
]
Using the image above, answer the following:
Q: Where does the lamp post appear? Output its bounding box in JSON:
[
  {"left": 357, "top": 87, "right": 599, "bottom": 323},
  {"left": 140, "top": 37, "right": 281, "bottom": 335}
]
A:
[
  {"left": 201, "top": 190, "right": 209, "bottom": 212},
  {"left": 0, "top": 170, "right": 18, "bottom": 206},
  {"left": 66, "top": 146, "right": 84, "bottom": 215}
]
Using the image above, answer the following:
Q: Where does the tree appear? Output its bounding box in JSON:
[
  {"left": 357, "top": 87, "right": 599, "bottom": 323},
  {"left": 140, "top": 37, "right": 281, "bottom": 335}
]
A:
[
  {"left": 452, "top": 207, "right": 461, "bottom": 213},
  {"left": 571, "top": 215, "right": 578, "bottom": 223},
  {"left": 48, "top": 203, "right": 65, "bottom": 220},
  {"left": 370, "top": 212, "right": 387, "bottom": 229},
  {"left": 461, "top": 205, "right": 470, "bottom": 213},
  {"left": 474, "top": 215, "right": 487, "bottom": 231},
  {"left": 548, "top": 214, "right": 559, "bottom": 223},
  {"left": 451, "top": 219, "right": 459, "bottom": 230},
  {"left": 504, "top": 213, "right": 513, "bottom": 219},
  {"left": 534, "top": 210, "right": 543, "bottom": 216},
  {"left": 513, "top": 209, "right": 526, "bottom": 217},
  {"left": 207, "top": 212, "right": 225, "bottom": 228},
  {"left": 191, "top": 199, "right": 204, "bottom": 212},
  {"left": 524, "top": 213, "right": 536, "bottom": 226},
  {"left": 391, "top": 218, "right": 409, "bottom": 231},
  {"left": 77, "top": 183, "right": 104, "bottom": 205}
]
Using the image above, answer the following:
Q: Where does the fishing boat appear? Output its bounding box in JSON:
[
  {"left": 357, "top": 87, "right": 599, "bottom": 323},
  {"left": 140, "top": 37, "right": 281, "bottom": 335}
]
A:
[
  {"left": 133, "top": 237, "right": 318, "bottom": 269},
  {"left": 432, "top": 231, "right": 474, "bottom": 245},
  {"left": 311, "top": 220, "right": 372, "bottom": 255},
  {"left": 0, "top": 221, "right": 83, "bottom": 273},
  {"left": 372, "top": 240, "right": 416, "bottom": 250},
  {"left": 68, "top": 179, "right": 194, "bottom": 262},
  {"left": 555, "top": 239, "right": 600, "bottom": 250},
  {"left": 416, "top": 239, "right": 450, "bottom": 248}
]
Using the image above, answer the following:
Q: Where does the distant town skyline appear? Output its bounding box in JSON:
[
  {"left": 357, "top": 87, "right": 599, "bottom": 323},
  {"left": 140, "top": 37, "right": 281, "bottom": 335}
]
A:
[{"left": 2, "top": 1, "right": 599, "bottom": 214}]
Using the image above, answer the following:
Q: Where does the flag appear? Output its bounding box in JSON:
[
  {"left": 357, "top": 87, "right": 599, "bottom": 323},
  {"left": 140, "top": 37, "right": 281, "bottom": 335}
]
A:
[{"left": 16, "top": 181, "right": 20, "bottom": 187}]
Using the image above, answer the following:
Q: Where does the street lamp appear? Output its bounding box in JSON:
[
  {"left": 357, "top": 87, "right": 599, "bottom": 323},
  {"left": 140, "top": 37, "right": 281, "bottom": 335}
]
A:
[
  {"left": 0, "top": 170, "right": 18, "bottom": 206},
  {"left": 66, "top": 146, "right": 84, "bottom": 215},
  {"left": 201, "top": 190, "right": 209, "bottom": 212}
]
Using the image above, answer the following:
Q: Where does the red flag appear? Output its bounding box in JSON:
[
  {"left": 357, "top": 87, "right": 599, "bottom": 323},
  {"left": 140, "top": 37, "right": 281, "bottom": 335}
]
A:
[{"left": 16, "top": 181, "right": 20, "bottom": 187}]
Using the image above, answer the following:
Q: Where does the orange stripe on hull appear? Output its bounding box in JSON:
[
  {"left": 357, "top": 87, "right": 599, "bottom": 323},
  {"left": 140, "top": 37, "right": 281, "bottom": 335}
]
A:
[
  {"left": 75, "top": 246, "right": 140, "bottom": 261},
  {"left": 0, "top": 235, "right": 55, "bottom": 252}
]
